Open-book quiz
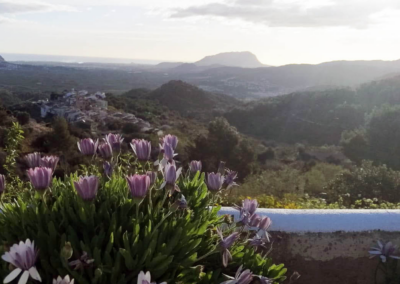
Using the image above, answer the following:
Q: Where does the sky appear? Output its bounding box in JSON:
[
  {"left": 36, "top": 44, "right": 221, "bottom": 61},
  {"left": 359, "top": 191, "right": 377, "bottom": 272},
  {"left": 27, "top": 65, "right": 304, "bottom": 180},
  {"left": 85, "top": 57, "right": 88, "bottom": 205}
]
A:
[{"left": 1, "top": 0, "right": 400, "bottom": 66}]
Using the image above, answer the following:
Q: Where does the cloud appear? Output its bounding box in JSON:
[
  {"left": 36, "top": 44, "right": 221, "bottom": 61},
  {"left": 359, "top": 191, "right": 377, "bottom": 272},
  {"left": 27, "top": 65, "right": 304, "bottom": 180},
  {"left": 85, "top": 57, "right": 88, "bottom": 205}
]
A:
[
  {"left": 170, "top": 0, "right": 400, "bottom": 28},
  {"left": 0, "top": 0, "right": 75, "bottom": 15},
  {"left": 0, "top": 15, "right": 13, "bottom": 23}
]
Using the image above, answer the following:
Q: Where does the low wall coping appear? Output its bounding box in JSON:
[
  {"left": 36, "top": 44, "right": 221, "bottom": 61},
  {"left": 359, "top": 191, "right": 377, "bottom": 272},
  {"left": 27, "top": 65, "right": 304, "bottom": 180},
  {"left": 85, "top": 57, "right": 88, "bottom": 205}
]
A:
[{"left": 219, "top": 207, "right": 400, "bottom": 233}]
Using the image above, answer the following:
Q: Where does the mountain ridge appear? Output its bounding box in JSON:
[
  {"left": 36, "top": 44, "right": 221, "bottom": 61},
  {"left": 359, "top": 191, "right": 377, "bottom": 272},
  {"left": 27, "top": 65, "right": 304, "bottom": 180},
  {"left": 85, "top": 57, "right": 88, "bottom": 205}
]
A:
[
  {"left": 195, "top": 51, "right": 266, "bottom": 68},
  {"left": 156, "top": 51, "right": 267, "bottom": 69}
]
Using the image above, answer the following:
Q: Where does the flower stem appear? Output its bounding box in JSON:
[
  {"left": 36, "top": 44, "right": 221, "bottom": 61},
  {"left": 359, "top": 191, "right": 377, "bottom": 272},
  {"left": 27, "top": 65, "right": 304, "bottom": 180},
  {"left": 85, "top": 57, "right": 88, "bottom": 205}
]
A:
[
  {"left": 136, "top": 202, "right": 140, "bottom": 222},
  {"left": 195, "top": 249, "right": 219, "bottom": 263},
  {"left": 150, "top": 211, "right": 173, "bottom": 239}
]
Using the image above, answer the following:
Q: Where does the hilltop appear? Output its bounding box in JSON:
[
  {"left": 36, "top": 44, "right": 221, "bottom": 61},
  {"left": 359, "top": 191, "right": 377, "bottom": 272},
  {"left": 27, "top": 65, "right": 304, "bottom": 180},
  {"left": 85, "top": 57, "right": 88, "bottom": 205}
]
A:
[
  {"left": 147, "top": 80, "right": 239, "bottom": 120},
  {"left": 195, "top": 51, "right": 266, "bottom": 68},
  {"left": 106, "top": 80, "right": 241, "bottom": 122},
  {"left": 156, "top": 51, "right": 266, "bottom": 70},
  {"left": 0, "top": 55, "right": 8, "bottom": 68}
]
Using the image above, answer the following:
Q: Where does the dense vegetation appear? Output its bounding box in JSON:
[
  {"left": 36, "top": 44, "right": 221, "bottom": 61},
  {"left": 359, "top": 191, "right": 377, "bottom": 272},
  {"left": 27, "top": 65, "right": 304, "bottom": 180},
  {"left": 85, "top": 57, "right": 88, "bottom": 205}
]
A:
[
  {"left": 107, "top": 81, "right": 240, "bottom": 121},
  {"left": 4, "top": 74, "right": 400, "bottom": 209},
  {"left": 226, "top": 76, "right": 400, "bottom": 146},
  {"left": 0, "top": 130, "right": 286, "bottom": 284}
]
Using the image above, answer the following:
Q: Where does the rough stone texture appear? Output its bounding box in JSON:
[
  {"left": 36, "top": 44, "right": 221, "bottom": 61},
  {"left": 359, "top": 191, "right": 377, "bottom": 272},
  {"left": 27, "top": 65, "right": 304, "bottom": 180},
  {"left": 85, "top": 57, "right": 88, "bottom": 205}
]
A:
[
  {"left": 218, "top": 208, "right": 400, "bottom": 283},
  {"left": 270, "top": 231, "right": 400, "bottom": 284}
]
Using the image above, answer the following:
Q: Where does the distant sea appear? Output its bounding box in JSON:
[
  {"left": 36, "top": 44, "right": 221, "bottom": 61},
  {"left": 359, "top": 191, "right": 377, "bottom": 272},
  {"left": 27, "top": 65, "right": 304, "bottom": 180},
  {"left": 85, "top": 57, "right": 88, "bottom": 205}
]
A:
[{"left": 1, "top": 53, "right": 162, "bottom": 65}]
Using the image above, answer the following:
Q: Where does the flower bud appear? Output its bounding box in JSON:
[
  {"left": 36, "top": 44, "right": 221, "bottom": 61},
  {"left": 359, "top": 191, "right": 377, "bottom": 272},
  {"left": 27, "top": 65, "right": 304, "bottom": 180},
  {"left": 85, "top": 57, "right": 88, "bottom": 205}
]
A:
[{"left": 61, "top": 242, "right": 73, "bottom": 260}]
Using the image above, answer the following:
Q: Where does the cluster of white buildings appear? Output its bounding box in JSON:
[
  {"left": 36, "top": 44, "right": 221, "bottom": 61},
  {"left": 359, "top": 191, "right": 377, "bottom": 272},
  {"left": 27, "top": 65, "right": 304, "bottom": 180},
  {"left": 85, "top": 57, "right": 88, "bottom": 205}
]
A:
[{"left": 39, "top": 89, "right": 151, "bottom": 131}]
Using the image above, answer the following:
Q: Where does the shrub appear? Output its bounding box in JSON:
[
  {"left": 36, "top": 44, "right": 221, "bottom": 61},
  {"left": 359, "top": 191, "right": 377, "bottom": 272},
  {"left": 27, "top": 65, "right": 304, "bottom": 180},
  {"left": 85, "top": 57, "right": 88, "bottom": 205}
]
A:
[
  {"left": 325, "top": 160, "right": 400, "bottom": 203},
  {"left": 122, "top": 122, "right": 141, "bottom": 134},
  {"left": 46, "top": 117, "right": 76, "bottom": 152},
  {"left": 231, "top": 162, "right": 344, "bottom": 202},
  {"left": 366, "top": 104, "right": 400, "bottom": 169},
  {"left": 233, "top": 166, "right": 304, "bottom": 198},
  {"left": 0, "top": 133, "right": 286, "bottom": 284},
  {"left": 303, "top": 163, "right": 344, "bottom": 196},
  {"left": 15, "top": 111, "right": 30, "bottom": 125},
  {"left": 105, "top": 119, "right": 123, "bottom": 131},
  {"left": 257, "top": 148, "right": 275, "bottom": 163},
  {"left": 340, "top": 128, "right": 369, "bottom": 164},
  {"left": 189, "top": 117, "right": 257, "bottom": 180}
]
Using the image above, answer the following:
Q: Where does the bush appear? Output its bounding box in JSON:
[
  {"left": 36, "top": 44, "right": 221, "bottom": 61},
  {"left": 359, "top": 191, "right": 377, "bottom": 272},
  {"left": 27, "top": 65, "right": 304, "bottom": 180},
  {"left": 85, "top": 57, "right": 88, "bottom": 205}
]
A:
[
  {"left": 257, "top": 148, "right": 275, "bottom": 163},
  {"left": 0, "top": 134, "right": 286, "bottom": 284},
  {"left": 366, "top": 104, "right": 400, "bottom": 169},
  {"left": 340, "top": 128, "right": 369, "bottom": 164},
  {"left": 15, "top": 111, "right": 30, "bottom": 125},
  {"left": 236, "top": 166, "right": 304, "bottom": 198},
  {"left": 46, "top": 117, "right": 76, "bottom": 152},
  {"left": 325, "top": 160, "right": 400, "bottom": 203},
  {"left": 232, "top": 162, "right": 344, "bottom": 200},
  {"left": 303, "top": 163, "right": 344, "bottom": 196},
  {"left": 189, "top": 117, "right": 256, "bottom": 180},
  {"left": 122, "top": 122, "right": 141, "bottom": 134}
]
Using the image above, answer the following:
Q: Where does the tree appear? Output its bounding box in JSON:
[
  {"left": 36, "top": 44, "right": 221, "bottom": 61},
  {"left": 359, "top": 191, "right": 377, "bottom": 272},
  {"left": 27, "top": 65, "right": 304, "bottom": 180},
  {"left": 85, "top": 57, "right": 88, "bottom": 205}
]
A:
[
  {"left": 340, "top": 128, "right": 369, "bottom": 164},
  {"left": 15, "top": 111, "right": 30, "bottom": 125},
  {"left": 47, "top": 117, "right": 76, "bottom": 152},
  {"left": 366, "top": 104, "right": 400, "bottom": 169},
  {"left": 189, "top": 117, "right": 256, "bottom": 179}
]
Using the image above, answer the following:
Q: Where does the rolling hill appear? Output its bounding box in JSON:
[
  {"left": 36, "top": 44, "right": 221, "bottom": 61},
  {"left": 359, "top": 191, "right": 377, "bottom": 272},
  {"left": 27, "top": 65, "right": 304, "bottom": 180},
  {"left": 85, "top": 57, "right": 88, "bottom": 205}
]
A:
[
  {"left": 224, "top": 74, "right": 400, "bottom": 145},
  {"left": 147, "top": 80, "right": 240, "bottom": 120}
]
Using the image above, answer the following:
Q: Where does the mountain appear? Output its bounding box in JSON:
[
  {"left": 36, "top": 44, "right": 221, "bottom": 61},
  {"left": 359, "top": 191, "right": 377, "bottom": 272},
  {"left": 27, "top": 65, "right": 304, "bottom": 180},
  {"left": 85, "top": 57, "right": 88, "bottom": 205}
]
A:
[
  {"left": 224, "top": 74, "right": 400, "bottom": 145},
  {"left": 0, "top": 55, "right": 5, "bottom": 63},
  {"left": 155, "top": 62, "right": 185, "bottom": 69},
  {"left": 147, "top": 80, "right": 240, "bottom": 120},
  {"left": 175, "top": 59, "right": 400, "bottom": 98},
  {"left": 195, "top": 51, "right": 266, "bottom": 68}
]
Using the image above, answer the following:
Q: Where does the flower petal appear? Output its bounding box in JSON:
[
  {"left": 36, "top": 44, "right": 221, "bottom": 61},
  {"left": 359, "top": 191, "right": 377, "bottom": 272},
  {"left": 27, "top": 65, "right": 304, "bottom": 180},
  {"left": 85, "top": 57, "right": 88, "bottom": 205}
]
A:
[
  {"left": 4, "top": 268, "right": 22, "bottom": 283},
  {"left": 18, "top": 270, "right": 29, "bottom": 284},
  {"left": 137, "top": 271, "right": 146, "bottom": 284},
  {"left": 29, "top": 267, "right": 41, "bottom": 282}
]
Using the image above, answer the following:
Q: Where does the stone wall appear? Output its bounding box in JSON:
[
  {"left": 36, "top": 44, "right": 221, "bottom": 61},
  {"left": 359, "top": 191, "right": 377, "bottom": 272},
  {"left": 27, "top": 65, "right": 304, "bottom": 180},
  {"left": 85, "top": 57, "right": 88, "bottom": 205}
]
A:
[{"left": 219, "top": 208, "right": 400, "bottom": 284}]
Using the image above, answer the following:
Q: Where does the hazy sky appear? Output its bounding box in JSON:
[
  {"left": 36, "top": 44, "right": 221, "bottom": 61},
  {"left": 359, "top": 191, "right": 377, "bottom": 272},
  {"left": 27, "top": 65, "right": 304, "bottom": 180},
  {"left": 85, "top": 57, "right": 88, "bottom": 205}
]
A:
[{"left": 1, "top": 0, "right": 400, "bottom": 66}]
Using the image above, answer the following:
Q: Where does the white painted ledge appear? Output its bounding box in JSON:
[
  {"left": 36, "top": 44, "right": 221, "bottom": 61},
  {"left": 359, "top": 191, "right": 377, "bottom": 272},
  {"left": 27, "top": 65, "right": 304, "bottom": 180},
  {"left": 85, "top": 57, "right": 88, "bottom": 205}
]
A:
[{"left": 219, "top": 207, "right": 400, "bottom": 233}]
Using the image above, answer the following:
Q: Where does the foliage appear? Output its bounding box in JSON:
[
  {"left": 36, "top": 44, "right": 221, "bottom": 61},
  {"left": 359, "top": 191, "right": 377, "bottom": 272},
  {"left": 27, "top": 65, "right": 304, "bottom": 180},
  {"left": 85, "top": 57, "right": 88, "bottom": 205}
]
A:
[
  {"left": 0, "top": 137, "right": 286, "bottom": 284},
  {"left": 15, "top": 111, "right": 30, "bottom": 125},
  {"left": 223, "top": 76, "right": 400, "bottom": 151},
  {"left": 2, "top": 122, "right": 26, "bottom": 200},
  {"left": 340, "top": 128, "right": 369, "bottom": 164},
  {"left": 188, "top": 117, "right": 256, "bottom": 180},
  {"left": 106, "top": 89, "right": 163, "bottom": 122},
  {"left": 225, "top": 89, "right": 365, "bottom": 145},
  {"left": 325, "top": 160, "right": 400, "bottom": 203},
  {"left": 366, "top": 104, "right": 400, "bottom": 170},
  {"left": 45, "top": 117, "right": 77, "bottom": 152},
  {"left": 223, "top": 193, "right": 400, "bottom": 209},
  {"left": 232, "top": 162, "right": 344, "bottom": 198},
  {"left": 122, "top": 122, "right": 142, "bottom": 134},
  {"left": 4, "top": 122, "right": 24, "bottom": 179}
]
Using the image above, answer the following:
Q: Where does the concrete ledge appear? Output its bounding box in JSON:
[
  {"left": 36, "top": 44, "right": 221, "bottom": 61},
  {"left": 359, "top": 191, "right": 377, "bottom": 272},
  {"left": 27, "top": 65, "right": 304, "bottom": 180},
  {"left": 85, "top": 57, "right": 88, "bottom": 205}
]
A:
[
  {"left": 219, "top": 207, "right": 400, "bottom": 232},
  {"left": 218, "top": 208, "right": 400, "bottom": 283}
]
